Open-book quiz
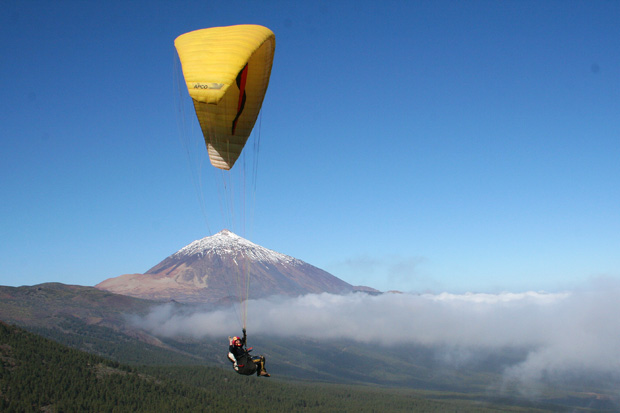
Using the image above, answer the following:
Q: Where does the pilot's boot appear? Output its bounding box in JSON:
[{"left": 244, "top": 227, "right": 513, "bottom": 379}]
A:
[{"left": 258, "top": 356, "right": 270, "bottom": 377}]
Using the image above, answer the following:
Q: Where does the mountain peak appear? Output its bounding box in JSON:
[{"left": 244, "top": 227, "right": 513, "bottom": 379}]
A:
[
  {"left": 96, "top": 230, "right": 355, "bottom": 303},
  {"left": 170, "top": 230, "right": 299, "bottom": 266}
]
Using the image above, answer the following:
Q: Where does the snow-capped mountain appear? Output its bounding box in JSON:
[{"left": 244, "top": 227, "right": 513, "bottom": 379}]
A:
[{"left": 95, "top": 230, "right": 364, "bottom": 303}]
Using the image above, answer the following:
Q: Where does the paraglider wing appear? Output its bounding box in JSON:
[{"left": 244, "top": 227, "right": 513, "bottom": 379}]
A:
[{"left": 175, "top": 25, "right": 276, "bottom": 170}]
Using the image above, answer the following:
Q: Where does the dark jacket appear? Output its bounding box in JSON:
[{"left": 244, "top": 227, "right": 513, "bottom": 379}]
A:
[{"left": 228, "top": 336, "right": 257, "bottom": 375}]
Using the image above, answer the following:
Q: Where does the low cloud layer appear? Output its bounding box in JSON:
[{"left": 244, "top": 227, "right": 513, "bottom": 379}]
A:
[{"left": 134, "top": 277, "right": 620, "bottom": 388}]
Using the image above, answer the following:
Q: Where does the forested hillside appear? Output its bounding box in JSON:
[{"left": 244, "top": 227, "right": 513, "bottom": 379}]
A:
[
  {"left": 0, "top": 321, "right": 217, "bottom": 411},
  {"left": 1, "top": 321, "right": 542, "bottom": 412}
]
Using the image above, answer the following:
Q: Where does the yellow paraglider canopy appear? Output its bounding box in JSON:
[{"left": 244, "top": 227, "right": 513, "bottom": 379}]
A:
[{"left": 175, "top": 24, "right": 275, "bottom": 170}]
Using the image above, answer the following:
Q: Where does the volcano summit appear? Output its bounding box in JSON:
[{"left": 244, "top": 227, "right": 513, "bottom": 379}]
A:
[{"left": 96, "top": 230, "right": 360, "bottom": 303}]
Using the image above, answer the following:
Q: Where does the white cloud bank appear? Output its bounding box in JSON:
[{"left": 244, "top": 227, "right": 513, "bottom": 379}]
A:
[{"left": 134, "top": 277, "right": 620, "bottom": 386}]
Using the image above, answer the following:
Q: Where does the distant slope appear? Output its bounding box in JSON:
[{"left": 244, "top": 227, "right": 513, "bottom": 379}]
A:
[
  {"left": 96, "top": 230, "right": 373, "bottom": 303},
  {"left": 0, "top": 283, "right": 204, "bottom": 364},
  {"left": 0, "top": 282, "right": 155, "bottom": 326}
]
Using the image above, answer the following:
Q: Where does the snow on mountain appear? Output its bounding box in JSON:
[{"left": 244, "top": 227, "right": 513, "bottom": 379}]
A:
[
  {"left": 170, "top": 229, "right": 302, "bottom": 266},
  {"left": 96, "top": 230, "right": 364, "bottom": 303}
]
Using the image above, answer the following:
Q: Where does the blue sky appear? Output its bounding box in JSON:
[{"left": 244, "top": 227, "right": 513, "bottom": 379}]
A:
[{"left": 2, "top": 0, "right": 619, "bottom": 293}]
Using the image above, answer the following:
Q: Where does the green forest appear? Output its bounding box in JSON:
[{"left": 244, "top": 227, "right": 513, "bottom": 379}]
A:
[{"left": 1, "top": 321, "right": 546, "bottom": 412}]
